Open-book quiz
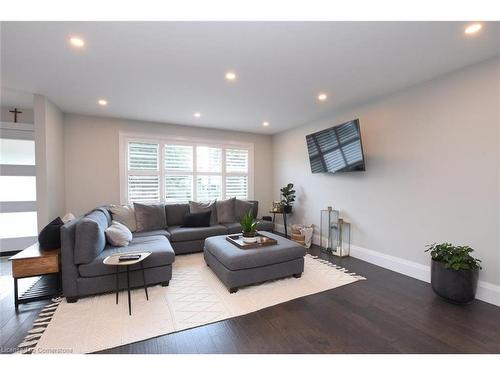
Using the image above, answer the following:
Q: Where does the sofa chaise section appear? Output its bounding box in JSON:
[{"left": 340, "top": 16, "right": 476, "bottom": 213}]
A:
[{"left": 61, "top": 208, "right": 174, "bottom": 302}]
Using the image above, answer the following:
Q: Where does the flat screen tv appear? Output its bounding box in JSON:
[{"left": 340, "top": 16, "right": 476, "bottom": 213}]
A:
[{"left": 306, "top": 119, "right": 365, "bottom": 174}]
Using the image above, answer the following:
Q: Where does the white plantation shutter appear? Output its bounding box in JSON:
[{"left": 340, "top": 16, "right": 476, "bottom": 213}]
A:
[
  {"left": 128, "top": 175, "right": 160, "bottom": 202},
  {"left": 165, "top": 144, "right": 193, "bottom": 171},
  {"left": 226, "top": 176, "right": 248, "bottom": 199},
  {"left": 165, "top": 175, "right": 193, "bottom": 203},
  {"left": 225, "top": 148, "right": 249, "bottom": 199},
  {"left": 127, "top": 142, "right": 160, "bottom": 203},
  {"left": 128, "top": 143, "right": 158, "bottom": 170},
  {"left": 225, "top": 149, "right": 248, "bottom": 173},
  {"left": 197, "top": 146, "right": 222, "bottom": 172},
  {"left": 197, "top": 175, "right": 222, "bottom": 201},
  {"left": 125, "top": 138, "right": 251, "bottom": 203}
]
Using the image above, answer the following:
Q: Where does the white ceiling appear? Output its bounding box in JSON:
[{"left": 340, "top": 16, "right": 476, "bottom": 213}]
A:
[{"left": 2, "top": 21, "right": 500, "bottom": 134}]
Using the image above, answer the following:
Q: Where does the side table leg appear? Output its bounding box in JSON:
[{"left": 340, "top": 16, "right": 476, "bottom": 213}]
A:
[
  {"left": 140, "top": 262, "right": 149, "bottom": 301},
  {"left": 126, "top": 265, "right": 131, "bottom": 315},
  {"left": 115, "top": 266, "right": 119, "bottom": 304},
  {"left": 272, "top": 212, "right": 276, "bottom": 233},
  {"left": 283, "top": 213, "right": 288, "bottom": 238},
  {"left": 14, "top": 277, "right": 19, "bottom": 311}
]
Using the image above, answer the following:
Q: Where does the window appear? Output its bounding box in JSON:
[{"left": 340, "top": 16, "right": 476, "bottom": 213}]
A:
[
  {"left": 0, "top": 122, "right": 38, "bottom": 252},
  {"left": 121, "top": 135, "right": 253, "bottom": 204}
]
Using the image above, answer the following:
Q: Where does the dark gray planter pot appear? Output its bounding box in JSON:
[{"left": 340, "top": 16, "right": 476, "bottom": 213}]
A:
[
  {"left": 283, "top": 205, "right": 292, "bottom": 214},
  {"left": 431, "top": 260, "right": 479, "bottom": 304}
]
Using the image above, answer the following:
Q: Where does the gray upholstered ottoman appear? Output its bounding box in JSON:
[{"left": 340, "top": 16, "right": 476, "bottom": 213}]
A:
[{"left": 203, "top": 231, "right": 306, "bottom": 293}]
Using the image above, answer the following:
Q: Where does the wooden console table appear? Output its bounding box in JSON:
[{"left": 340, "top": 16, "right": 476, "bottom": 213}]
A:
[{"left": 9, "top": 243, "right": 61, "bottom": 310}]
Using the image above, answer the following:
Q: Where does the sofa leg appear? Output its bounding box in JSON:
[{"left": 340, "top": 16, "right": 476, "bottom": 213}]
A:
[
  {"left": 161, "top": 281, "right": 170, "bottom": 287},
  {"left": 66, "top": 296, "right": 78, "bottom": 303},
  {"left": 293, "top": 273, "right": 302, "bottom": 279},
  {"left": 229, "top": 287, "right": 238, "bottom": 293}
]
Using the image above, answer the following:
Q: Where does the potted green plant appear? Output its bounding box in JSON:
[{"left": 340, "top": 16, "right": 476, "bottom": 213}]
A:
[
  {"left": 425, "top": 243, "right": 481, "bottom": 304},
  {"left": 280, "top": 183, "right": 296, "bottom": 214},
  {"left": 240, "top": 211, "right": 259, "bottom": 243}
]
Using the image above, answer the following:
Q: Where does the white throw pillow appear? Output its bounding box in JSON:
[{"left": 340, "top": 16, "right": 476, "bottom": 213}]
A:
[
  {"left": 105, "top": 221, "right": 133, "bottom": 247},
  {"left": 62, "top": 212, "right": 76, "bottom": 223},
  {"left": 109, "top": 204, "right": 137, "bottom": 232}
]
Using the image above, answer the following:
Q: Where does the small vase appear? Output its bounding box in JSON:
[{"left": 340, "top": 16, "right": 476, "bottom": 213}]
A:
[{"left": 242, "top": 232, "right": 257, "bottom": 243}]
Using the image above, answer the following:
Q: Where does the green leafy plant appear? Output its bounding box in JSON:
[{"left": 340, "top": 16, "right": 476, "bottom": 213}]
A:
[
  {"left": 425, "top": 243, "right": 482, "bottom": 271},
  {"left": 280, "top": 183, "right": 296, "bottom": 207},
  {"left": 240, "top": 211, "right": 258, "bottom": 236}
]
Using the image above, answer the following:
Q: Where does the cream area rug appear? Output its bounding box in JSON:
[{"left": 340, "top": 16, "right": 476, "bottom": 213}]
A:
[{"left": 29, "top": 253, "right": 365, "bottom": 354}]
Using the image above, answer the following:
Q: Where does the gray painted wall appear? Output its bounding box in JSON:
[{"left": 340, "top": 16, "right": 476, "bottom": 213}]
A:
[
  {"left": 273, "top": 58, "right": 500, "bottom": 286},
  {"left": 63, "top": 114, "right": 274, "bottom": 217}
]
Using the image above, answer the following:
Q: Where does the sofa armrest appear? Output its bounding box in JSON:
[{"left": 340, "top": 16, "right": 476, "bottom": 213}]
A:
[{"left": 60, "top": 219, "right": 80, "bottom": 299}]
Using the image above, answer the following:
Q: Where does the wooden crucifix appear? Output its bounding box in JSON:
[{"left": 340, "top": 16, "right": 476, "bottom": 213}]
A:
[{"left": 9, "top": 108, "right": 23, "bottom": 123}]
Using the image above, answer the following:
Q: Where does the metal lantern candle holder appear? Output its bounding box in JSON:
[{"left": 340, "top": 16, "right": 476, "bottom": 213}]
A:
[{"left": 320, "top": 208, "right": 351, "bottom": 257}]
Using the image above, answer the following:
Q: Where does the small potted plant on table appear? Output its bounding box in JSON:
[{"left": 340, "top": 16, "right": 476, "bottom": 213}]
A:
[
  {"left": 240, "top": 211, "right": 259, "bottom": 243},
  {"left": 425, "top": 242, "right": 481, "bottom": 304},
  {"left": 280, "top": 183, "right": 296, "bottom": 214}
]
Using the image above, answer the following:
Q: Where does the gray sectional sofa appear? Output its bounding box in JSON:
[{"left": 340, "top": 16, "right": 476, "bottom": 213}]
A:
[{"left": 61, "top": 201, "right": 272, "bottom": 302}]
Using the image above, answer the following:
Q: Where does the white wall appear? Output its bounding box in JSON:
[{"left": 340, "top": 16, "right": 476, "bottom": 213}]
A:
[
  {"left": 63, "top": 114, "right": 274, "bottom": 217},
  {"left": 0, "top": 106, "right": 34, "bottom": 124},
  {"left": 273, "top": 58, "right": 500, "bottom": 287},
  {"left": 34, "top": 95, "right": 66, "bottom": 229}
]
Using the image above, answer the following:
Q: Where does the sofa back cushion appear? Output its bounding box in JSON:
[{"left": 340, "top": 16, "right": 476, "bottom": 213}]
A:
[
  {"left": 134, "top": 202, "right": 167, "bottom": 232},
  {"left": 216, "top": 197, "right": 236, "bottom": 224},
  {"left": 74, "top": 210, "right": 109, "bottom": 264},
  {"left": 234, "top": 199, "right": 258, "bottom": 221},
  {"left": 165, "top": 204, "right": 189, "bottom": 226}
]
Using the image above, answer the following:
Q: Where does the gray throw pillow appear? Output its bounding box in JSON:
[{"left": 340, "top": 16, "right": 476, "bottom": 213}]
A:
[
  {"left": 109, "top": 204, "right": 137, "bottom": 232},
  {"left": 217, "top": 197, "right": 236, "bottom": 223},
  {"left": 234, "top": 199, "right": 254, "bottom": 221},
  {"left": 134, "top": 203, "right": 167, "bottom": 232},
  {"left": 189, "top": 200, "right": 217, "bottom": 225}
]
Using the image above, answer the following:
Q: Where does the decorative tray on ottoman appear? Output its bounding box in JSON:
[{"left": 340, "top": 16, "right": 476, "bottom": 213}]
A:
[{"left": 226, "top": 233, "right": 278, "bottom": 249}]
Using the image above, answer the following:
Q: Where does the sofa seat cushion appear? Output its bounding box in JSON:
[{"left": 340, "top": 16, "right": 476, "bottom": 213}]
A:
[
  {"left": 78, "top": 235, "right": 175, "bottom": 278},
  {"left": 224, "top": 220, "right": 273, "bottom": 234},
  {"left": 133, "top": 229, "right": 171, "bottom": 240},
  {"left": 168, "top": 225, "right": 228, "bottom": 242},
  {"left": 204, "top": 231, "right": 306, "bottom": 271}
]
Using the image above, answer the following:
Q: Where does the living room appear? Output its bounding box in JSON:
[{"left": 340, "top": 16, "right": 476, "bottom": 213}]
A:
[{"left": 1, "top": 0, "right": 500, "bottom": 372}]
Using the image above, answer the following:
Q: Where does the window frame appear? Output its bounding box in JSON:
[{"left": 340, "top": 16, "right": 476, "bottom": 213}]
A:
[{"left": 119, "top": 132, "right": 254, "bottom": 204}]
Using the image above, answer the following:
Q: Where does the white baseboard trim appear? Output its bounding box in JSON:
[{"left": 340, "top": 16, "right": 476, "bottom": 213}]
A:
[
  {"left": 272, "top": 224, "right": 500, "bottom": 306},
  {"left": 350, "top": 244, "right": 500, "bottom": 307}
]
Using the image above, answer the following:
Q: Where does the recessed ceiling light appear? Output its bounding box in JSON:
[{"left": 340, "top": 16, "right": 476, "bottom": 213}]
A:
[
  {"left": 98, "top": 99, "right": 107, "bottom": 106},
  {"left": 225, "top": 71, "right": 237, "bottom": 81},
  {"left": 262, "top": 121, "right": 270, "bottom": 127},
  {"left": 194, "top": 112, "right": 201, "bottom": 118},
  {"left": 69, "top": 36, "right": 85, "bottom": 48},
  {"left": 464, "top": 23, "right": 482, "bottom": 35},
  {"left": 317, "top": 93, "right": 328, "bottom": 102}
]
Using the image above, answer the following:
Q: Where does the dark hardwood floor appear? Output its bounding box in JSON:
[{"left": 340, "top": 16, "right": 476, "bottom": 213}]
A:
[
  {"left": 2, "top": 246, "right": 500, "bottom": 354},
  {"left": 0, "top": 257, "right": 47, "bottom": 354}
]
